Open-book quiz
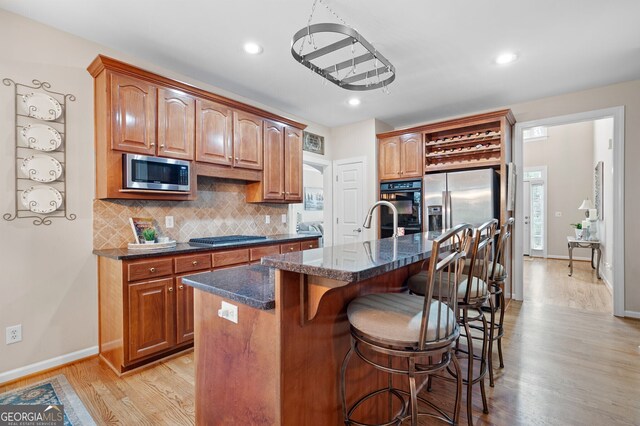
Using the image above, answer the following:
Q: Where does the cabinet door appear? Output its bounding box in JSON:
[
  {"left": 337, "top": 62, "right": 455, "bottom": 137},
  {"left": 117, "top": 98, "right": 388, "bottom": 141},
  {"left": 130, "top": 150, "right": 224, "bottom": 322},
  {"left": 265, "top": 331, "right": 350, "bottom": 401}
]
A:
[
  {"left": 110, "top": 73, "right": 156, "bottom": 154},
  {"left": 378, "top": 137, "right": 400, "bottom": 180},
  {"left": 284, "top": 127, "right": 303, "bottom": 201},
  {"left": 128, "top": 278, "right": 175, "bottom": 362},
  {"left": 262, "top": 120, "right": 285, "bottom": 200},
  {"left": 157, "top": 88, "right": 195, "bottom": 160},
  {"left": 400, "top": 133, "right": 423, "bottom": 178},
  {"left": 195, "top": 99, "right": 233, "bottom": 166},
  {"left": 176, "top": 277, "right": 194, "bottom": 344},
  {"left": 233, "top": 111, "right": 263, "bottom": 170}
]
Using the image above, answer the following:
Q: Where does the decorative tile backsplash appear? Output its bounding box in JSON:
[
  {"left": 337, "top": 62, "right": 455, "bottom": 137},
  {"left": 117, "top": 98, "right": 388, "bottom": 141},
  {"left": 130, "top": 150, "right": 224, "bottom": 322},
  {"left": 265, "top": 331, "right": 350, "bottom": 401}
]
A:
[{"left": 93, "top": 177, "right": 290, "bottom": 249}]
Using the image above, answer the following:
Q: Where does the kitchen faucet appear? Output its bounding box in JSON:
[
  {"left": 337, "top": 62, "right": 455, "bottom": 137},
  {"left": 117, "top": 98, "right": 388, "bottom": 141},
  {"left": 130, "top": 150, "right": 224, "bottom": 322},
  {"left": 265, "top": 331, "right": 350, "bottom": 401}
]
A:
[{"left": 363, "top": 201, "right": 399, "bottom": 238}]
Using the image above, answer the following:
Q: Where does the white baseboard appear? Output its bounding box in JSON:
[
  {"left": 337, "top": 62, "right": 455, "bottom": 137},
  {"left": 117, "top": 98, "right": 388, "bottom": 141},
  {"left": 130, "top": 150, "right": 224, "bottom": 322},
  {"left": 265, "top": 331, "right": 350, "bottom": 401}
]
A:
[
  {"left": 601, "top": 274, "right": 613, "bottom": 295},
  {"left": 0, "top": 346, "right": 98, "bottom": 385},
  {"left": 546, "top": 255, "right": 591, "bottom": 262},
  {"left": 624, "top": 310, "right": 640, "bottom": 319}
]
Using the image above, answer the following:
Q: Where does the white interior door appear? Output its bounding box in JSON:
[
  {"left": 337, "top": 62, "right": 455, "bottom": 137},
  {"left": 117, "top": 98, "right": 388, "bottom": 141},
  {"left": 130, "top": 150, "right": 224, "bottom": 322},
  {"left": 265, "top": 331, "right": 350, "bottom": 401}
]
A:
[
  {"left": 334, "top": 160, "right": 365, "bottom": 245},
  {"left": 523, "top": 180, "right": 531, "bottom": 256}
]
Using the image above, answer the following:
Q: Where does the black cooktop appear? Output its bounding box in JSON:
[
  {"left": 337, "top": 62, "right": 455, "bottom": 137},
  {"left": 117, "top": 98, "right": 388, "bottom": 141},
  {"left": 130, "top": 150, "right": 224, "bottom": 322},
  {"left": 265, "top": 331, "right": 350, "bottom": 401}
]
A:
[{"left": 189, "top": 235, "right": 267, "bottom": 246}]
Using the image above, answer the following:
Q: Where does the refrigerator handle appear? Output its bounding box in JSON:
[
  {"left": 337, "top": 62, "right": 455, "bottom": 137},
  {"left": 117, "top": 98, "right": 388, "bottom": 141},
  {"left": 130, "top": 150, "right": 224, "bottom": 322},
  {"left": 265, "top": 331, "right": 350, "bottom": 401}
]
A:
[
  {"left": 448, "top": 191, "right": 453, "bottom": 229},
  {"left": 442, "top": 190, "right": 449, "bottom": 230}
]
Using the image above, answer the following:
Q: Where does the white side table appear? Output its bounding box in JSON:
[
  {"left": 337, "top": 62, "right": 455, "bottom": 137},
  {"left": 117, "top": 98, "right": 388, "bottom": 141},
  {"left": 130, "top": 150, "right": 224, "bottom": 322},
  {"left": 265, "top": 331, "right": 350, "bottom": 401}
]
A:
[{"left": 566, "top": 236, "right": 601, "bottom": 279}]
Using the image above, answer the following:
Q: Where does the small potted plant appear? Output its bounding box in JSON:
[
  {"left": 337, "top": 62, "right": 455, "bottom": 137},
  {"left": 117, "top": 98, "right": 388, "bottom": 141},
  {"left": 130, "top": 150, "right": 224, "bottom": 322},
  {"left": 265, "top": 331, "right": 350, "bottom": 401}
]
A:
[
  {"left": 570, "top": 223, "right": 582, "bottom": 239},
  {"left": 142, "top": 228, "right": 157, "bottom": 244}
]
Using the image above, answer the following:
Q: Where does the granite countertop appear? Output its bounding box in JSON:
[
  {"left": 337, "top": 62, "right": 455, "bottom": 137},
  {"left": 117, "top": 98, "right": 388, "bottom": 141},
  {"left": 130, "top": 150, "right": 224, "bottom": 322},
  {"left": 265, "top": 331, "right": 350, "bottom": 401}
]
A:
[
  {"left": 182, "top": 264, "right": 275, "bottom": 310},
  {"left": 93, "top": 233, "right": 322, "bottom": 260},
  {"left": 261, "top": 232, "right": 441, "bottom": 283}
]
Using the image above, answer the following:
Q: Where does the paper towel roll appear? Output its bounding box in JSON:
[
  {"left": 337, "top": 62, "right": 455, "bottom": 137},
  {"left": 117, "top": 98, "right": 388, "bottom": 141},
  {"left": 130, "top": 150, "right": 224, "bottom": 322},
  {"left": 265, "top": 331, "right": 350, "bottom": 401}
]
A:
[{"left": 589, "top": 208, "right": 598, "bottom": 220}]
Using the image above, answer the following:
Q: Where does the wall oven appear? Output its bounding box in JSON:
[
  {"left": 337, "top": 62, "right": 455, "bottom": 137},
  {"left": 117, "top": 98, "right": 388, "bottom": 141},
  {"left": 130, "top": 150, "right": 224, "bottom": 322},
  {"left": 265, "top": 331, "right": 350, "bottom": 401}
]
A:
[
  {"left": 123, "top": 154, "right": 191, "bottom": 192},
  {"left": 379, "top": 179, "right": 423, "bottom": 238}
]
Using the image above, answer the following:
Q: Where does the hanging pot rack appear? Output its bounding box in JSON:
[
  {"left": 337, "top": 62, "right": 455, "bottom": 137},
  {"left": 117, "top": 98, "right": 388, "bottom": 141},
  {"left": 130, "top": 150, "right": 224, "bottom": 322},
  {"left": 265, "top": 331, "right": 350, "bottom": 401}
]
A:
[{"left": 291, "top": 0, "right": 396, "bottom": 92}]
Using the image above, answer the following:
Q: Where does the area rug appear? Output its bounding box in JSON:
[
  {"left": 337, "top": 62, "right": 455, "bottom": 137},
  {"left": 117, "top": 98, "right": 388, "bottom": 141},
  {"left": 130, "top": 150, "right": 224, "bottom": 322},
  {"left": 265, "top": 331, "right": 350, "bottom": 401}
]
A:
[{"left": 0, "top": 374, "right": 96, "bottom": 425}]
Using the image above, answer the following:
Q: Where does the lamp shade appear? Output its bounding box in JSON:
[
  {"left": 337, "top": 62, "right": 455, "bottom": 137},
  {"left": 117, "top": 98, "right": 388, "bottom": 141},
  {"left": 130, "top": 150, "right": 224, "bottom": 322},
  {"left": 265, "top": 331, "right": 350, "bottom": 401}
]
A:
[{"left": 578, "top": 199, "right": 594, "bottom": 210}]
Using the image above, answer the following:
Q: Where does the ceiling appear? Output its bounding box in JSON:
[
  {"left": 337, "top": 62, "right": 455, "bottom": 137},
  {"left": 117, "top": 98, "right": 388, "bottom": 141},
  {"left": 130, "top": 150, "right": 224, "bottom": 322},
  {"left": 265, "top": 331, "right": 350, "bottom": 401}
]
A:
[{"left": 2, "top": 0, "right": 639, "bottom": 128}]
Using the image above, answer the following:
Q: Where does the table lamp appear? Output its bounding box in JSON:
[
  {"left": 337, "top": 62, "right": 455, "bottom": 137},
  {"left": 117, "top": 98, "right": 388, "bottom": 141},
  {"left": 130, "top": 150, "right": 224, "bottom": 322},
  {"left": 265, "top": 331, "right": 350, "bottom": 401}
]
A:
[{"left": 578, "top": 199, "right": 594, "bottom": 218}]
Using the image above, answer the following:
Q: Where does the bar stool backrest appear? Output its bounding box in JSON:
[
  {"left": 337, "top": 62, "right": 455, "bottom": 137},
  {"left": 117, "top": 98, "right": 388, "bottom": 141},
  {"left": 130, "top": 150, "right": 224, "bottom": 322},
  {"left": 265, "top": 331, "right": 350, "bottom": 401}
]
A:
[
  {"left": 463, "top": 219, "right": 498, "bottom": 303},
  {"left": 491, "top": 217, "right": 515, "bottom": 281},
  {"left": 419, "top": 223, "right": 473, "bottom": 350}
]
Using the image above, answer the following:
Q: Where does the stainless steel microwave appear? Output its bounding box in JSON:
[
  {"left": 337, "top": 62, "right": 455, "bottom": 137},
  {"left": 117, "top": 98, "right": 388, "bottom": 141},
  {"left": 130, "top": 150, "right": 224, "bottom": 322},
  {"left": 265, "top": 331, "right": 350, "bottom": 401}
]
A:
[{"left": 123, "top": 154, "right": 190, "bottom": 192}]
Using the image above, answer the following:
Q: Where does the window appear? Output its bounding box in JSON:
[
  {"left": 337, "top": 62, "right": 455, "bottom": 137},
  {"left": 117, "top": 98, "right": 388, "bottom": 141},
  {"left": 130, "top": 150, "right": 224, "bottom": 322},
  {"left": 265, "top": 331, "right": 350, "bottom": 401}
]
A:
[
  {"left": 523, "top": 170, "right": 542, "bottom": 180},
  {"left": 530, "top": 183, "right": 544, "bottom": 251}
]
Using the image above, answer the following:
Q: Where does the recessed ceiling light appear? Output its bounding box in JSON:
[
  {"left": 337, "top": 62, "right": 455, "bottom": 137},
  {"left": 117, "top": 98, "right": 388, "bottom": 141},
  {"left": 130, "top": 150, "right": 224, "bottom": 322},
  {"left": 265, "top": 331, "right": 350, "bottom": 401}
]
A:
[
  {"left": 495, "top": 52, "right": 518, "bottom": 65},
  {"left": 348, "top": 98, "right": 361, "bottom": 106},
  {"left": 243, "top": 42, "right": 263, "bottom": 55}
]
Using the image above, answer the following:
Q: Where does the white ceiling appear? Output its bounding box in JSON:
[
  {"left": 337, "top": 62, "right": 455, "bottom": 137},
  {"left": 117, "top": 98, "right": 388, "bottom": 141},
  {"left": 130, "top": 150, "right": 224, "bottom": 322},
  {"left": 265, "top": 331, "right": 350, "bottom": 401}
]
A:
[{"left": 2, "top": 0, "right": 639, "bottom": 128}]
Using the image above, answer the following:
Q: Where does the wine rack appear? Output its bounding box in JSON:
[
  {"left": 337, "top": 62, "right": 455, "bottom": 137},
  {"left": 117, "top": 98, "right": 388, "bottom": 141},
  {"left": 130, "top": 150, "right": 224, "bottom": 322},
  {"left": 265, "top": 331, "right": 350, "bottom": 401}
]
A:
[{"left": 424, "top": 127, "right": 502, "bottom": 172}]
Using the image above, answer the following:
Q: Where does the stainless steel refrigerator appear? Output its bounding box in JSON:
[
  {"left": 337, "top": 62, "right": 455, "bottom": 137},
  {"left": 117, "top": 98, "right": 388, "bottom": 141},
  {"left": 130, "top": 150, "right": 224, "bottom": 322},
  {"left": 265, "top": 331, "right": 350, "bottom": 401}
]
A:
[{"left": 424, "top": 169, "right": 499, "bottom": 231}]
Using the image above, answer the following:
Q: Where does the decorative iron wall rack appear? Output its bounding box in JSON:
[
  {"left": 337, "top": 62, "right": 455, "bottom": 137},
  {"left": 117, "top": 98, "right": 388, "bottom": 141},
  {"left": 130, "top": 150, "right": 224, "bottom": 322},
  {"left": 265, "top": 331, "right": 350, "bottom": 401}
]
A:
[
  {"left": 291, "top": 23, "right": 396, "bottom": 91},
  {"left": 3, "top": 78, "right": 76, "bottom": 225}
]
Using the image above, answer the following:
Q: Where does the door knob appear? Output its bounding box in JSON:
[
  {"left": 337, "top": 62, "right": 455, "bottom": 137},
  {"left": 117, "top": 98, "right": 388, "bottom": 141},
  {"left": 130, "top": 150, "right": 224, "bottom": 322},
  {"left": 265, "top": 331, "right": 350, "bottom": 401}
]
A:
[{"left": 354, "top": 228, "right": 362, "bottom": 233}]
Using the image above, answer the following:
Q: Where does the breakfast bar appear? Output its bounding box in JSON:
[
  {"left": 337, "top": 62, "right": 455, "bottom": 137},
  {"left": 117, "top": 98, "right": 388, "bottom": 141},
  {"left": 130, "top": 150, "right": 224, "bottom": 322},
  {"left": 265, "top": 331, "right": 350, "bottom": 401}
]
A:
[{"left": 182, "top": 233, "right": 438, "bottom": 425}]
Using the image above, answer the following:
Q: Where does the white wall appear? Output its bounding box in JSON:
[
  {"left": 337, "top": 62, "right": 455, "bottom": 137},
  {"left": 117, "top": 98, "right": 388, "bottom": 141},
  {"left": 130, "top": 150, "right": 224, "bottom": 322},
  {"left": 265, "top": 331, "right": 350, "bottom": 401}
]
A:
[
  {"left": 0, "top": 9, "right": 330, "bottom": 380},
  {"left": 593, "top": 118, "right": 614, "bottom": 284},
  {"left": 523, "top": 122, "right": 594, "bottom": 257}
]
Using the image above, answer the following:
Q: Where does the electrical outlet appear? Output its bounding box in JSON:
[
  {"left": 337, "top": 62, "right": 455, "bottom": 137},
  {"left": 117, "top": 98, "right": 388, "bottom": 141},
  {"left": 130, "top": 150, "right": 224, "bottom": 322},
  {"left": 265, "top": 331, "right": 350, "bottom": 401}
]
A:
[
  {"left": 555, "top": 211, "right": 562, "bottom": 217},
  {"left": 218, "top": 301, "right": 238, "bottom": 324},
  {"left": 165, "top": 216, "right": 174, "bottom": 229},
  {"left": 265, "top": 215, "right": 270, "bottom": 224},
  {"left": 281, "top": 214, "right": 287, "bottom": 224},
  {"left": 6, "top": 325, "right": 22, "bottom": 345}
]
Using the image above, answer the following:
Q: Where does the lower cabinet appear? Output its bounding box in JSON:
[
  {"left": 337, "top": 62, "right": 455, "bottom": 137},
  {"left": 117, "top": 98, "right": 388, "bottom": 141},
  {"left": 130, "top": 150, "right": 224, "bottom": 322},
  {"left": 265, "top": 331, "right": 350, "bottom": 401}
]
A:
[
  {"left": 128, "top": 278, "right": 175, "bottom": 362},
  {"left": 97, "top": 238, "right": 320, "bottom": 374}
]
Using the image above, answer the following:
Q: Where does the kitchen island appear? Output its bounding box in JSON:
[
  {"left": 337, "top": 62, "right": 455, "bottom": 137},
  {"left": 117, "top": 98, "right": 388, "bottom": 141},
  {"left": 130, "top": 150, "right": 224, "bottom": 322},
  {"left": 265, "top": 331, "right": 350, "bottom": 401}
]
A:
[{"left": 182, "top": 233, "right": 438, "bottom": 425}]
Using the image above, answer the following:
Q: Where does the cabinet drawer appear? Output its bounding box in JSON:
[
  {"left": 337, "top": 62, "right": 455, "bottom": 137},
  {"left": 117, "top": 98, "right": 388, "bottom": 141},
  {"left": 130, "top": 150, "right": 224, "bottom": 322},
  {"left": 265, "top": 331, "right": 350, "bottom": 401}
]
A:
[
  {"left": 280, "top": 242, "right": 301, "bottom": 254},
  {"left": 127, "top": 258, "right": 174, "bottom": 282},
  {"left": 212, "top": 249, "right": 250, "bottom": 268},
  {"left": 175, "top": 254, "right": 212, "bottom": 274},
  {"left": 250, "top": 245, "right": 281, "bottom": 261},
  {"left": 301, "top": 239, "right": 319, "bottom": 250}
]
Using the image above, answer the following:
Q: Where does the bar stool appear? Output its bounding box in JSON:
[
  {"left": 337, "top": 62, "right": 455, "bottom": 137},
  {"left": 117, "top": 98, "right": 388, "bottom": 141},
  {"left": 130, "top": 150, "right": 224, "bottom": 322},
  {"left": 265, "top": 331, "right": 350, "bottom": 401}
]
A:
[
  {"left": 485, "top": 217, "right": 514, "bottom": 387},
  {"left": 340, "top": 224, "right": 473, "bottom": 426},
  {"left": 407, "top": 219, "right": 497, "bottom": 426}
]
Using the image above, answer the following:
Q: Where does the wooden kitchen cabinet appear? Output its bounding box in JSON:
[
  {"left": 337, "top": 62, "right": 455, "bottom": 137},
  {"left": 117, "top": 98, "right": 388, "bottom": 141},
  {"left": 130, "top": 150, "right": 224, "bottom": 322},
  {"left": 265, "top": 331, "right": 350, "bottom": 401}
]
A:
[
  {"left": 97, "top": 237, "right": 320, "bottom": 374},
  {"left": 127, "top": 277, "right": 175, "bottom": 362},
  {"left": 246, "top": 121, "right": 303, "bottom": 203},
  {"left": 195, "top": 99, "right": 233, "bottom": 166},
  {"left": 233, "top": 111, "right": 263, "bottom": 170},
  {"left": 378, "top": 133, "right": 423, "bottom": 181},
  {"left": 175, "top": 278, "right": 195, "bottom": 344},
  {"left": 157, "top": 88, "right": 195, "bottom": 160},
  {"left": 110, "top": 73, "right": 157, "bottom": 154},
  {"left": 284, "top": 127, "right": 303, "bottom": 201}
]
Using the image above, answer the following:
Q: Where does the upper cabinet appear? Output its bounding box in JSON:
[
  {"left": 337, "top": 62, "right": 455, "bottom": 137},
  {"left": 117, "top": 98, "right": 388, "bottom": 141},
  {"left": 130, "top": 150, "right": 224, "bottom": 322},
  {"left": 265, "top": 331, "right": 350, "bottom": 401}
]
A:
[
  {"left": 233, "top": 111, "right": 263, "bottom": 170},
  {"left": 378, "top": 133, "right": 423, "bottom": 181},
  {"left": 110, "top": 73, "right": 157, "bottom": 154},
  {"left": 157, "top": 88, "right": 195, "bottom": 160},
  {"left": 88, "top": 55, "right": 306, "bottom": 201},
  {"left": 246, "top": 121, "right": 303, "bottom": 203},
  {"left": 195, "top": 99, "right": 233, "bottom": 166}
]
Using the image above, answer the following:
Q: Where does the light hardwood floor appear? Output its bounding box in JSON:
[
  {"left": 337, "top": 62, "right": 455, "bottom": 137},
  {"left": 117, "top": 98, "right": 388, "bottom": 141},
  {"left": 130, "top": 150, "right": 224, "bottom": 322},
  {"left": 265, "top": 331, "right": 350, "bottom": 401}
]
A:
[
  {"left": 2, "top": 264, "right": 638, "bottom": 425},
  {"left": 524, "top": 257, "right": 612, "bottom": 312}
]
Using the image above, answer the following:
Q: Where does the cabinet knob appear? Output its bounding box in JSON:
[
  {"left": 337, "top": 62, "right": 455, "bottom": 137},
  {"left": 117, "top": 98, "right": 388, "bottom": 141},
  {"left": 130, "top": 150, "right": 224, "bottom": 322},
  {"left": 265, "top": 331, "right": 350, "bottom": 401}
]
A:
[
  {"left": 179, "top": 285, "right": 184, "bottom": 290},
  {"left": 235, "top": 157, "right": 239, "bottom": 161},
  {"left": 289, "top": 247, "right": 294, "bottom": 251},
  {"left": 160, "top": 144, "right": 165, "bottom": 149},
  {"left": 192, "top": 260, "right": 198, "bottom": 265},
  {"left": 150, "top": 143, "right": 156, "bottom": 147},
  {"left": 149, "top": 267, "right": 156, "bottom": 273},
  {"left": 168, "top": 287, "right": 174, "bottom": 292},
  {"left": 228, "top": 156, "right": 232, "bottom": 160}
]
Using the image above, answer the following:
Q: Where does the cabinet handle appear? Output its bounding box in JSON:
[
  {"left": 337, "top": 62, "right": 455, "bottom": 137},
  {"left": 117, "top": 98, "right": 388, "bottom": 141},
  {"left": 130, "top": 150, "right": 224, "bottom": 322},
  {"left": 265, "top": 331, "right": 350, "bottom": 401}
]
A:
[
  {"left": 149, "top": 267, "right": 156, "bottom": 273},
  {"left": 192, "top": 260, "right": 198, "bottom": 266},
  {"left": 160, "top": 144, "right": 165, "bottom": 149},
  {"left": 179, "top": 285, "right": 184, "bottom": 290},
  {"left": 168, "top": 287, "right": 174, "bottom": 292},
  {"left": 235, "top": 157, "right": 239, "bottom": 161},
  {"left": 289, "top": 247, "right": 294, "bottom": 251},
  {"left": 228, "top": 156, "right": 232, "bottom": 160},
  {"left": 150, "top": 143, "right": 156, "bottom": 147}
]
